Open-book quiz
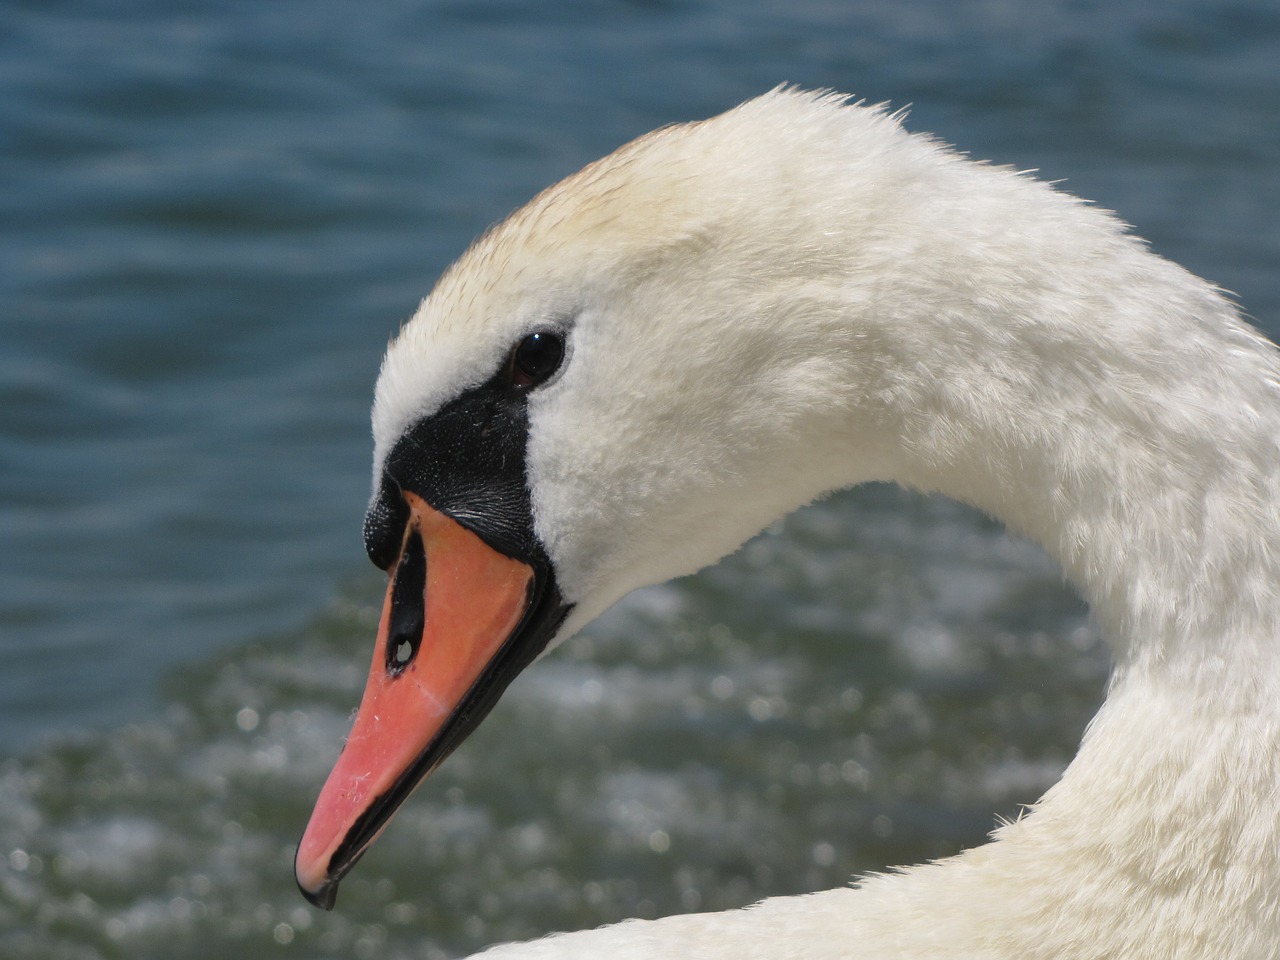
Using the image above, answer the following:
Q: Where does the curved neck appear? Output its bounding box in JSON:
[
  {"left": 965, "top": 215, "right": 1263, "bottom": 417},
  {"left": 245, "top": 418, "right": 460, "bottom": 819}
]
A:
[
  {"left": 807, "top": 191, "right": 1280, "bottom": 956},
  {"left": 834, "top": 229, "right": 1280, "bottom": 708}
]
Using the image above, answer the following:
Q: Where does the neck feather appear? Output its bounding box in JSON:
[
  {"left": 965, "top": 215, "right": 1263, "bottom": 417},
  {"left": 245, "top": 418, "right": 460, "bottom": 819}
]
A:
[
  {"left": 839, "top": 200, "right": 1280, "bottom": 707},
  {"left": 769, "top": 193, "right": 1280, "bottom": 958}
]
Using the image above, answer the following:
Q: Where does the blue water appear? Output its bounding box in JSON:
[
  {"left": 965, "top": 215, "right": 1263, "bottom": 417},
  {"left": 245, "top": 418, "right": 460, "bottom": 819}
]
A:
[{"left": 1, "top": 1, "right": 1277, "bottom": 957}]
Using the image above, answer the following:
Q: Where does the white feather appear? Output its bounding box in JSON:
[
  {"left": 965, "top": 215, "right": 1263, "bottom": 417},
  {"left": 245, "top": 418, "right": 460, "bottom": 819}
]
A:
[{"left": 375, "top": 89, "right": 1280, "bottom": 958}]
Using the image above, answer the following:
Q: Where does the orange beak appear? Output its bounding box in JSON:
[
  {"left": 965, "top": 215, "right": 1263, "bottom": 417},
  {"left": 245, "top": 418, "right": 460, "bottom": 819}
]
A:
[{"left": 295, "top": 492, "right": 552, "bottom": 908}]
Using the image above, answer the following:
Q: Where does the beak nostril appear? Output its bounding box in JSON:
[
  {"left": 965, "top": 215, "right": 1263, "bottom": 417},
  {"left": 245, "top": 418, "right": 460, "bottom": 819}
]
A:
[{"left": 386, "top": 529, "right": 426, "bottom": 675}]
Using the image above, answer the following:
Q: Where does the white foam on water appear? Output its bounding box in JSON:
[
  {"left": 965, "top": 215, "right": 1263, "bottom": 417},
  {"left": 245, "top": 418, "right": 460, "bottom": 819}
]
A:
[{"left": 0, "top": 490, "right": 1105, "bottom": 960}]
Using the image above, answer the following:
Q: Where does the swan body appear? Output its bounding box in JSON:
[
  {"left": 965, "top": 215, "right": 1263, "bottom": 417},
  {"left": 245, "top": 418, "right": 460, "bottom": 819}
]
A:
[{"left": 298, "top": 90, "right": 1280, "bottom": 958}]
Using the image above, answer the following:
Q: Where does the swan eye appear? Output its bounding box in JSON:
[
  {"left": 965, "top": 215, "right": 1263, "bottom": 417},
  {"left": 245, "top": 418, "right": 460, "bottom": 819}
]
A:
[{"left": 509, "top": 331, "right": 564, "bottom": 389}]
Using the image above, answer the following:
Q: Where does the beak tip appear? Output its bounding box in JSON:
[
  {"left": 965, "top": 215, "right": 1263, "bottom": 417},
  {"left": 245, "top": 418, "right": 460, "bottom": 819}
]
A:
[
  {"left": 295, "top": 844, "right": 340, "bottom": 910},
  {"left": 297, "top": 872, "right": 339, "bottom": 911}
]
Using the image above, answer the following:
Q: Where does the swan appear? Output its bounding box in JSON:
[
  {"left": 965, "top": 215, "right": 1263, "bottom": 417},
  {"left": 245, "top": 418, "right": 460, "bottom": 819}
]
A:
[{"left": 294, "top": 89, "right": 1280, "bottom": 958}]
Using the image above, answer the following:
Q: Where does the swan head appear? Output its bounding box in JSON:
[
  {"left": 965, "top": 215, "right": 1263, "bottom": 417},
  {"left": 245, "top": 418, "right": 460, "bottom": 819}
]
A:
[
  {"left": 295, "top": 88, "right": 1121, "bottom": 906},
  {"left": 373, "top": 91, "right": 925, "bottom": 611}
]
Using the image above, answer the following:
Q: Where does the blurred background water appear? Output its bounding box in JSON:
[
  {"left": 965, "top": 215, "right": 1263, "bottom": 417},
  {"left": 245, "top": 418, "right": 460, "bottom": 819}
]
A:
[{"left": 1, "top": 1, "right": 1277, "bottom": 957}]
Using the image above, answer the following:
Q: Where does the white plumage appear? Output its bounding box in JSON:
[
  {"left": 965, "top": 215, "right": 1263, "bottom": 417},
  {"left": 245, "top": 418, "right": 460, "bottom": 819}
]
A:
[{"left": 373, "top": 89, "right": 1280, "bottom": 958}]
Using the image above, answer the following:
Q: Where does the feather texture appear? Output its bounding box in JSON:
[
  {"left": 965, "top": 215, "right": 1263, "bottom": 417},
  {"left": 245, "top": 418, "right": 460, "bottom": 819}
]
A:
[{"left": 372, "top": 89, "right": 1280, "bottom": 958}]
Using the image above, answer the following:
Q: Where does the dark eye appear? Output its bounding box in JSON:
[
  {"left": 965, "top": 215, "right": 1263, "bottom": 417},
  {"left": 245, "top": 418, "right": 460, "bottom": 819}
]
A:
[{"left": 509, "top": 331, "right": 565, "bottom": 389}]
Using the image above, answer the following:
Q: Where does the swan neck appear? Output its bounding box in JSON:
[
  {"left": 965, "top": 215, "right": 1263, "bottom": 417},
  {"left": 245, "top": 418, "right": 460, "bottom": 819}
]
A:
[{"left": 862, "top": 257, "right": 1280, "bottom": 701}]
